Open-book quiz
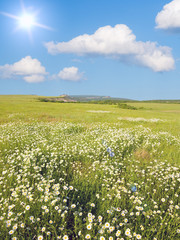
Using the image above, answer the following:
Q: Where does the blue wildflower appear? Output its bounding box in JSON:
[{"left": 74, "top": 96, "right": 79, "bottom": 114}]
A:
[
  {"left": 109, "top": 152, "right": 115, "bottom": 157},
  {"left": 107, "top": 147, "right": 112, "bottom": 153},
  {"left": 131, "top": 185, "right": 137, "bottom": 192}
]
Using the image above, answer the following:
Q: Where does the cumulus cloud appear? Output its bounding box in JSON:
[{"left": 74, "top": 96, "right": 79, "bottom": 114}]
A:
[
  {"left": 155, "top": 0, "right": 180, "bottom": 30},
  {"left": 0, "top": 56, "right": 47, "bottom": 83},
  {"left": 44, "top": 24, "right": 175, "bottom": 72},
  {"left": 23, "top": 75, "right": 45, "bottom": 83},
  {"left": 55, "top": 66, "right": 85, "bottom": 81}
]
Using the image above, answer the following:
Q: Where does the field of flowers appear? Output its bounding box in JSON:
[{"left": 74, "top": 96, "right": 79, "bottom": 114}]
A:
[{"left": 0, "top": 121, "right": 179, "bottom": 240}]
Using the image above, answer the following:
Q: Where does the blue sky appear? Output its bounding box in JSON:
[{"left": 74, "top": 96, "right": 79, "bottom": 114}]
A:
[{"left": 0, "top": 0, "right": 180, "bottom": 100}]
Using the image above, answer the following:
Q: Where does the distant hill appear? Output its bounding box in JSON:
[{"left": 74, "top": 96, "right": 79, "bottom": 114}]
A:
[
  {"left": 38, "top": 95, "right": 180, "bottom": 104},
  {"left": 70, "top": 95, "right": 133, "bottom": 102},
  {"left": 39, "top": 95, "right": 77, "bottom": 103},
  {"left": 39, "top": 95, "right": 133, "bottom": 103}
]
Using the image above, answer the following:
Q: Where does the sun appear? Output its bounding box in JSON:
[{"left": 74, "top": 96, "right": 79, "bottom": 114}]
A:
[
  {"left": 0, "top": 3, "right": 53, "bottom": 41},
  {"left": 0, "top": 9, "right": 53, "bottom": 32},
  {"left": 19, "top": 13, "right": 35, "bottom": 29}
]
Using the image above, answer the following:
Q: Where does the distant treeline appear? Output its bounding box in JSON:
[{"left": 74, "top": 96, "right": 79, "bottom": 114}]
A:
[
  {"left": 89, "top": 100, "right": 141, "bottom": 110},
  {"left": 86, "top": 99, "right": 136, "bottom": 104},
  {"left": 38, "top": 97, "right": 76, "bottom": 103},
  {"left": 88, "top": 99, "right": 180, "bottom": 104},
  {"left": 118, "top": 103, "right": 139, "bottom": 110},
  {"left": 38, "top": 98, "right": 135, "bottom": 104},
  {"left": 38, "top": 97, "right": 180, "bottom": 105},
  {"left": 142, "top": 100, "right": 180, "bottom": 104},
  {"left": 39, "top": 98, "right": 65, "bottom": 103},
  {"left": 38, "top": 98, "right": 142, "bottom": 110}
]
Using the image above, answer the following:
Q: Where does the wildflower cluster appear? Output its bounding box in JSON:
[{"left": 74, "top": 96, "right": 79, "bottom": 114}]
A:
[
  {"left": 0, "top": 122, "right": 179, "bottom": 239},
  {"left": 118, "top": 117, "right": 166, "bottom": 123}
]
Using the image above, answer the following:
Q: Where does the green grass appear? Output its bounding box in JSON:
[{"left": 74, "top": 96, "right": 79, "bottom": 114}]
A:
[
  {"left": 0, "top": 95, "right": 179, "bottom": 239},
  {"left": 0, "top": 95, "right": 180, "bottom": 136}
]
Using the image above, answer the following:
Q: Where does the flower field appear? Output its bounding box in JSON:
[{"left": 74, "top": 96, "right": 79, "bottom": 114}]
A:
[{"left": 0, "top": 121, "right": 179, "bottom": 239}]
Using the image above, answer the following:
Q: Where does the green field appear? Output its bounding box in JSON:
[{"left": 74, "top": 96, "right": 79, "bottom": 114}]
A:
[
  {"left": 0, "top": 95, "right": 180, "bottom": 135},
  {"left": 0, "top": 95, "right": 179, "bottom": 239}
]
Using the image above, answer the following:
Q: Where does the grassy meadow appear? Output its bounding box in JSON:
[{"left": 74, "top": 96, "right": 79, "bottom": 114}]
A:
[{"left": 0, "top": 95, "right": 179, "bottom": 240}]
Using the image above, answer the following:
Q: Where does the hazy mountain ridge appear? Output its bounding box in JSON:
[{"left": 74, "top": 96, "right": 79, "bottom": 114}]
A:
[
  {"left": 69, "top": 95, "right": 132, "bottom": 102},
  {"left": 38, "top": 95, "right": 180, "bottom": 103}
]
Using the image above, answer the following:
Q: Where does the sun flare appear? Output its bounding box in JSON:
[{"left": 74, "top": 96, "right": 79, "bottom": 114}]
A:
[
  {"left": 0, "top": 9, "right": 53, "bottom": 33},
  {"left": 19, "top": 13, "right": 35, "bottom": 29}
]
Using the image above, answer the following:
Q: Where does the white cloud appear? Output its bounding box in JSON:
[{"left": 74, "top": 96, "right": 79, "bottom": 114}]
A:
[
  {"left": 23, "top": 75, "right": 45, "bottom": 83},
  {"left": 155, "top": 0, "right": 180, "bottom": 30},
  {"left": 0, "top": 57, "right": 85, "bottom": 83},
  {"left": 44, "top": 24, "right": 175, "bottom": 72},
  {"left": 56, "top": 66, "right": 84, "bottom": 81},
  {"left": 0, "top": 56, "right": 47, "bottom": 83}
]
